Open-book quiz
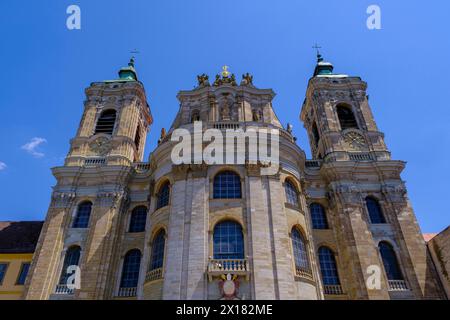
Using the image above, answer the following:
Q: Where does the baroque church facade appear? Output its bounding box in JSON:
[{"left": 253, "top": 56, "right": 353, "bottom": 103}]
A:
[{"left": 24, "top": 56, "right": 446, "bottom": 300}]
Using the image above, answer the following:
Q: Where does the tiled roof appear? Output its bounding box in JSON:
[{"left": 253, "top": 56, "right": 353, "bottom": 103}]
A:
[
  {"left": 423, "top": 233, "right": 437, "bottom": 242},
  {"left": 0, "top": 221, "right": 44, "bottom": 254}
]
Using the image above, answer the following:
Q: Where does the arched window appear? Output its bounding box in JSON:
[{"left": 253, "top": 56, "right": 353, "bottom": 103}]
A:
[
  {"left": 291, "top": 228, "right": 310, "bottom": 272},
  {"left": 213, "top": 171, "right": 242, "bottom": 199},
  {"left": 379, "top": 242, "right": 403, "bottom": 280},
  {"left": 366, "top": 197, "right": 386, "bottom": 224},
  {"left": 72, "top": 201, "right": 92, "bottom": 228},
  {"left": 150, "top": 230, "right": 166, "bottom": 270},
  {"left": 318, "top": 247, "right": 340, "bottom": 285},
  {"left": 95, "top": 109, "right": 117, "bottom": 135},
  {"left": 129, "top": 206, "right": 147, "bottom": 233},
  {"left": 213, "top": 221, "right": 244, "bottom": 260},
  {"left": 310, "top": 203, "right": 328, "bottom": 229},
  {"left": 312, "top": 122, "right": 320, "bottom": 147},
  {"left": 156, "top": 181, "right": 170, "bottom": 209},
  {"left": 120, "top": 249, "right": 141, "bottom": 288},
  {"left": 336, "top": 105, "right": 358, "bottom": 130},
  {"left": 191, "top": 110, "right": 200, "bottom": 122},
  {"left": 59, "top": 246, "right": 81, "bottom": 285},
  {"left": 285, "top": 180, "right": 299, "bottom": 207},
  {"left": 134, "top": 125, "right": 141, "bottom": 147}
]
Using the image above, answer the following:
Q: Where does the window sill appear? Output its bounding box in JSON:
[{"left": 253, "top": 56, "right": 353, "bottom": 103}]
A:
[{"left": 284, "top": 202, "right": 301, "bottom": 212}]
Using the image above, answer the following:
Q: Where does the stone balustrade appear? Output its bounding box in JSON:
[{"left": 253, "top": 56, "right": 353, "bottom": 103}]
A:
[
  {"left": 83, "top": 157, "right": 106, "bottom": 166},
  {"left": 323, "top": 284, "right": 344, "bottom": 295},
  {"left": 117, "top": 287, "right": 137, "bottom": 297},
  {"left": 54, "top": 284, "right": 74, "bottom": 295},
  {"left": 145, "top": 268, "right": 163, "bottom": 283},
  {"left": 388, "top": 280, "right": 408, "bottom": 291},
  {"left": 295, "top": 267, "right": 314, "bottom": 281},
  {"left": 207, "top": 258, "right": 249, "bottom": 281}
]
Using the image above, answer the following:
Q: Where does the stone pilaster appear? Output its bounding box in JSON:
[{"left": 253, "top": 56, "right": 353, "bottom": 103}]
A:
[
  {"left": 76, "top": 191, "right": 126, "bottom": 299},
  {"left": 266, "top": 176, "right": 298, "bottom": 299},
  {"left": 185, "top": 169, "right": 208, "bottom": 299},
  {"left": 25, "top": 192, "right": 76, "bottom": 299},
  {"left": 383, "top": 186, "right": 445, "bottom": 299},
  {"left": 162, "top": 168, "right": 188, "bottom": 299},
  {"left": 328, "top": 184, "right": 390, "bottom": 299},
  {"left": 246, "top": 173, "right": 277, "bottom": 299}
]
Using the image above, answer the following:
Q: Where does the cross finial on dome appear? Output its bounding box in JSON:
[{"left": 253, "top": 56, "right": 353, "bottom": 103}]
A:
[{"left": 312, "top": 43, "right": 323, "bottom": 62}]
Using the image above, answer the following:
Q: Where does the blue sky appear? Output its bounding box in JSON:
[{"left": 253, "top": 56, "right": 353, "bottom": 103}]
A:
[{"left": 0, "top": 1, "right": 449, "bottom": 233}]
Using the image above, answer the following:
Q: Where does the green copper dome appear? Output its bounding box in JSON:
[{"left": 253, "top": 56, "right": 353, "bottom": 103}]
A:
[{"left": 118, "top": 57, "right": 138, "bottom": 81}]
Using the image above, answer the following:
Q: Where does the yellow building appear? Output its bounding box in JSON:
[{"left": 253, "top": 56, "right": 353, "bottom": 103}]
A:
[{"left": 0, "top": 221, "right": 43, "bottom": 300}]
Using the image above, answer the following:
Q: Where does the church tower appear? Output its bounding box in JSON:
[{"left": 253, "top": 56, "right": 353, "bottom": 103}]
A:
[
  {"left": 300, "top": 54, "right": 444, "bottom": 299},
  {"left": 25, "top": 59, "right": 153, "bottom": 299},
  {"left": 66, "top": 57, "right": 152, "bottom": 166},
  {"left": 301, "top": 53, "right": 389, "bottom": 162}
]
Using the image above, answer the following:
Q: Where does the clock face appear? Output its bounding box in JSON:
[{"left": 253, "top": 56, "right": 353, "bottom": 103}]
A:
[
  {"left": 89, "top": 136, "right": 111, "bottom": 155},
  {"left": 344, "top": 132, "right": 366, "bottom": 150}
]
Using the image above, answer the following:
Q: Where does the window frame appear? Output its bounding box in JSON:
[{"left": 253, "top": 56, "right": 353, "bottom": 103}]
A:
[
  {"left": 291, "top": 228, "right": 311, "bottom": 273},
  {"left": 212, "top": 220, "right": 245, "bottom": 260},
  {"left": 15, "top": 262, "right": 31, "bottom": 285},
  {"left": 94, "top": 109, "right": 117, "bottom": 135},
  {"left": 58, "top": 245, "right": 81, "bottom": 286},
  {"left": 119, "top": 249, "right": 142, "bottom": 289},
  {"left": 0, "top": 262, "right": 9, "bottom": 285},
  {"left": 149, "top": 230, "right": 166, "bottom": 271},
  {"left": 310, "top": 203, "right": 329, "bottom": 229},
  {"left": 156, "top": 181, "right": 171, "bottom": 210},
  {"left": 212, "top": 171, "right": 242, "bottom": 200},
  {"left": 128, "top": 206, "right": 148, "bottom": 233},
  {"left": 365, "top": 197, "right": 387, "bottom": 224},
  {"left": 336, "top": 104, "right": 359, "bottom": 130},
  {"left": 284, "top": 179, "right": 299, "bottom": 207},
  {"left": 378, "top": 241, "right": 404, "bottom": 281},
  {"left": 72, "top": 201, "right": 92, "bottom": 229},
  {"left": 318, "top": 246, "right": 341, "bottom": 286}
]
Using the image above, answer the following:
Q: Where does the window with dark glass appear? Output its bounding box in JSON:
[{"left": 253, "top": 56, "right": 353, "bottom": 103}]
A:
[
  {"left": 156, "top": 182, "right": 170, "bottom": 209},
  {"left": 213, "top": 171, "right": 242, "bottom": 199},
  {"left": 120, "top": 249, "right": 141, "bottom": 288},
  {"left": 318, "top": 247, "right": 340, "bottom": 285},
  {"left": 150, "top": 230, "right": 165, "bottom": 270},
  {"left": 72, "top": 201, "right": 92, "bottom": 228},
  {"left": 379, "top": 242, "right": 403, "bottom": 280},
  {"left": 59, "top": 246, "right": 81, "bottom": 285},
  {"left": 16, "top": 263, "right": 30, "bottom": 285},
  {"left": 129, "top": 206, "right": 147, "bottom": 232},
  {"left": 285, "top": 180, "right": 299, "bottom": 207},
  {"left": 366, "top": 197, "right": 386, "bottom": 224},
  {"left": 191, "top": 110, "right": 200, "bottom": 122},
  {"left": 291, "top": 228, "right": 310, "bottom": 272},
  {"left": 310, "top": 203, "right": 329, "bottom": 229},
  {"left": 336, "top": 105, "right": 358, "bottom": 130},
  {"left": 312, "top": 122, "right": 320, "bottom": 147},
  {"left": 134, "top": 125, "right": 141, "bottom": 147},
  {"left": 95, "top": 109, "right": 117, "bottom": 135},
  {"left": 213, "top": 221, "right": 244, "bottom": 260},
  {"left": 0, "top": 263, "right": 8, "bottom": 285}
]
